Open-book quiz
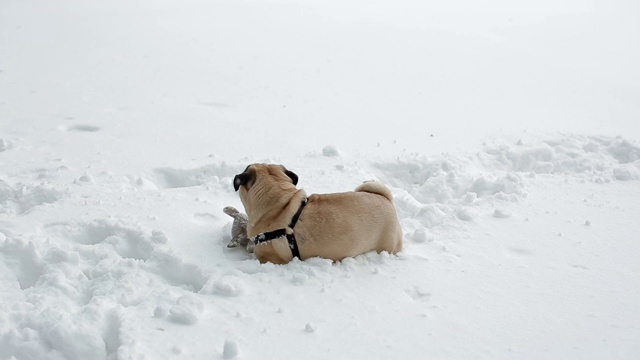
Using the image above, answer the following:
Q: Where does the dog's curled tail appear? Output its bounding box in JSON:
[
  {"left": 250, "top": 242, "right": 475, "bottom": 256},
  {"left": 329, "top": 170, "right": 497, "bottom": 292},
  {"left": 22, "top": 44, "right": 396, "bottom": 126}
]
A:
[{"left": 355, "top": 180, "right": 394, "bottom": 202}]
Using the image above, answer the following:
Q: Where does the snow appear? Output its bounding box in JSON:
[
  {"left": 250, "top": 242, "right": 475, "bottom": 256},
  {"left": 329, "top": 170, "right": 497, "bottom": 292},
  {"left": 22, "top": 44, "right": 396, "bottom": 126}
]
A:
[
  {"left": 222, "top": 340, "right": 240, "bottom": 359},
  {"left": 1, "top": 0, "right": 640, "bottom": 359}
]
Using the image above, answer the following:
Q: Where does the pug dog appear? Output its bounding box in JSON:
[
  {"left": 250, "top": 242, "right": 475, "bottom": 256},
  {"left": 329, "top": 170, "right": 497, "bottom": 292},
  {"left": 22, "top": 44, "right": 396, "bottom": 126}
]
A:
[{"left": 233, "top": 164, "right": 403, "bottom": 264}]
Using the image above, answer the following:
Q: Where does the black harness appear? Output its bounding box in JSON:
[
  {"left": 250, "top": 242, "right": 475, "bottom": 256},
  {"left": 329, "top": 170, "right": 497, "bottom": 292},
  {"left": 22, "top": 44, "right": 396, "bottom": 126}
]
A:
[{"left": 250, "top": 198, "right": 308, "bottom": 259}]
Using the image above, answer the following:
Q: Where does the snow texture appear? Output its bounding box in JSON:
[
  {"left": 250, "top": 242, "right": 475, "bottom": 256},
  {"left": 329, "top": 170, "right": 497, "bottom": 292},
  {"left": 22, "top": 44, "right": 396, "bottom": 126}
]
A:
[{"left": 1, "top": 0, "right": 639, "bottom": 359}]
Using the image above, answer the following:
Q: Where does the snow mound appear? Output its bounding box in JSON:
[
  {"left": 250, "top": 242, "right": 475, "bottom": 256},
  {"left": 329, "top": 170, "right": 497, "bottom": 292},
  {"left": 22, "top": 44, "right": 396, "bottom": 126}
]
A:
[
  {"left": 480, "top": 135, "right": 640, "bottom": 180},
  {"left": 222, "top": 340, "right": 240, "bottom": 359},
  {"left": 0, "top": 214, "right": 215, "bottom": 359},
  {"left": 201, "top": 275, "right": 245, "bottom": 297},
  {"left": 0, "top": 180, "right": 66, "bottom": 216},
  {"left": 374, "top": 135, "right": 640, "bottom": 236},
  {"left": 169, "top": 295, "right": 204, "bottom": 325},
  {"left": 322, "top": 145, "right": 341, "bottom": 157}
]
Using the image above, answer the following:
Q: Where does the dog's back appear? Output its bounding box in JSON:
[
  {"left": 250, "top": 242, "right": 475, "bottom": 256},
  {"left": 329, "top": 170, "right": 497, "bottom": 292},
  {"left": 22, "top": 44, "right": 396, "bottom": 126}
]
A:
[{"left": 296, "top": 182, "right": 403, "bottom": 260}]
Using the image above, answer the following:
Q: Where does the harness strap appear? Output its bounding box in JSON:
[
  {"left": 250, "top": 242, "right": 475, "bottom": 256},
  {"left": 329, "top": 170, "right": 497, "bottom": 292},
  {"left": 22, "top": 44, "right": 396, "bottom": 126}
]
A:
[
  {"left": 251, "top": 198, "right": 308, "bottom": 259},
  {"left": 289, "top": 198, "right": 307, "bottom": 228}
]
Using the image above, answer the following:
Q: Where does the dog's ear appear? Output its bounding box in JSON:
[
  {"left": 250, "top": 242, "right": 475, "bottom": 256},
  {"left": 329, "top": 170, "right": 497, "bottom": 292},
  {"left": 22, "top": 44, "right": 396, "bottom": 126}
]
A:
[
  {"left": 233, "top": 166, "right": 255, "bottom": 191},
  {"left": 283, "top": 167, "right": 298, "bottom": 186}
]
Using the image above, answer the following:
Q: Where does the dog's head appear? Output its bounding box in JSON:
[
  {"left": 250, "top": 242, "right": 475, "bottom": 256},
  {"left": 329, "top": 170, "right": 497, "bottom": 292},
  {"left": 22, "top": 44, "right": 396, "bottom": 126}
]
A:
[
  {"left": 233, "top": 164, "right": 298, "bottom": 192},
  {"left": 233, "top": 164, "right": 298, "bottom": 214}
]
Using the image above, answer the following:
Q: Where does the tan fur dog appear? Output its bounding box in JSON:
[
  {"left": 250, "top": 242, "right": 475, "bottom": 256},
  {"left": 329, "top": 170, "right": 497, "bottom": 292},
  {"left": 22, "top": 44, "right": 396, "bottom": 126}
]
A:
[{"left": 233, "top": 164, "right": 403, "bottom": 264}]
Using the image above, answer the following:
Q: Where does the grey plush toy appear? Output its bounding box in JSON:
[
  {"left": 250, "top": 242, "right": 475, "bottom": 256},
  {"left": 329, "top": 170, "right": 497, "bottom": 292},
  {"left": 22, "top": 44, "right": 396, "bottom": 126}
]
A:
[{"left": 223, "top": 206, "right": 254, "bottom": 253}]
